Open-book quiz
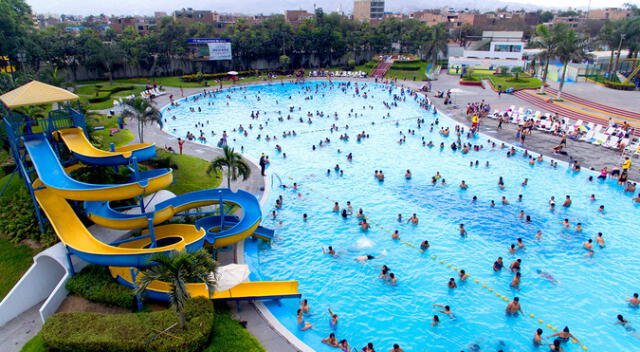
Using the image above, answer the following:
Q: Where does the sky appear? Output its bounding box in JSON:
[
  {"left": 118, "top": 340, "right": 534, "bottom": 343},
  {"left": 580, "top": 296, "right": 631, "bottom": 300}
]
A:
[{"left": 26, "top": 0, "right": 640, "bottom": 16}]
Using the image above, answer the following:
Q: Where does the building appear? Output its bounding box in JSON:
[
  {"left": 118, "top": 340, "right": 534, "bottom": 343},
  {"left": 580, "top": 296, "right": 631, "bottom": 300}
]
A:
[
  {"left": 353, "top": 0, "right": 385, "bottom": 22},
  {"left": 109, "top": 16, "right": 157, "bottom": 35},
  {"left": 173, "top": 8, "right": 217, "bottom": 25},
  {"left": 448, "top": 31, "right": 526, "bottom": 74},
  {"left": 588, "top": 8, "right": 632, "bottom": 21},
  {"left": 285, "top": 10, "right": 313, "bottom": 26}
]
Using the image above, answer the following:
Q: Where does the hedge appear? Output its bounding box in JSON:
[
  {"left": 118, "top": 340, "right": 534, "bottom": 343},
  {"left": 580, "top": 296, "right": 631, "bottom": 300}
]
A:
[
  {"left": 394, "top": 59, "right": 421, "bottom": 64},
  {"left": 364, "top": 61, "right": 378, "bottom": 68},
  {"left": 65, "top": 265, "right": 135, "bottom": 309},
  {"left": 41, "top": 298, "right": 214, "bottom": 352},
  {"left": 181, "top": 71, "right": 257, "bottom": 82},
  {"left": 604, "top": 80, "right": 636, "bottom": 91},
  {"left": 390, "top": 64, "right": 420, "bottom": 71}
]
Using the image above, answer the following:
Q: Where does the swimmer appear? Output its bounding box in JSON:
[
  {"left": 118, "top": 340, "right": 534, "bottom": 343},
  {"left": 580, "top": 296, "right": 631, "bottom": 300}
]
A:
[
  {"left": 533, "top": 328, "right": 544, "bottom": 345},
  {"left": 431, "top": 315, "right": 440, "bottom": 326},
  {"left": 387, "top": 272, "right": 397, "bottom": 285},
  {"left": 590, "top": 194, "right": 596, "bottom": 202},
  {"left": 506, "top": 296, "right": 523, "bottom": 316},
  {"left": 379, "top": 265, "right": 390, "bottom": 279},
  {"left": 518, "top": 210, "right": 525, "bottom": 218},
  {"left": 511, "top": 271, "right": 521, "bottom": 290},
  {"left": 522, "top": 178, "right": 528, "bottom": 186},
  {"left": 598, "top": 205, "right": 605, "bottom": 213},
  {"left": 390, "top": 343, "right": 405, "bottom": 352},
  {"left": 448, "top": 277, "right": 457, "bottom": 288},
  {"left": 563, "top": 195, "right": 572, "bottom": 207},
  {"left": 549, "top": 339, "right": 564, "bottom": 351},
  {"left": 517, "top": 238, "right": 524, "bottom": 249},
  {"left": 459, "top": 269, "right": 469, "bottom": 281},
  {"left": 433, "top": 304, "right": 454, "bottom": 317},
  {"left": 341, "top": 209, "right": 348, "bottom": 218},
  {"left": 322, "top": 333, "right": 339, "bottom": 347},
  {"left": 359, "top": 219, "right": 370, "bottom": 231},
  {"left": 333, "top": 202, "right": 340, "bottom": 212},
  {"left": 323, "top": 246, "right": 336, "bottom": 256},
  {"left": 627, "top": 293, "right": 640, "bottom": 307},
  {"left": 615, "top": 315, "right": 639, "bottom": 337},
  {"left": 407, "top": 213, "right": 419, "bottom": 225},
  {"left": 575, "top": 223, "right": 583, "bottom": 232},
  {"left": 561, "top": 218, "right": 571, "bottom": 228},
  {"left": 536, "top": 269, "right": 558, "bottom": 285},
  {"left": 361, "top": 342, "right": 375, "bottom": 352},
  {"left": 518, "top": 194, "right": 523, "bottom": 202},
  {"left": 392, "top": 230, "right": 400, "bottom": 240},
  {"left": 502, "top": 196, "right": 509, "bottom": 205},
  {"left": 297, "top": 309, "right": 312, "bottom": 330},
  {"left": 300, "top": 299, "right": 310, "bottom": 314},
  {"left": 460, "top": 180, "right": 468, "bottom": 189},
  {"left": 548, "top": 326, "right": 579, "bottom": 345},
  {"left": 498, "top": 176, "right": 505, "bottom": 189},
  {"left": 535, "top": 230, "right": 543, "bottom": 239},
  {"left": 303, "top": 213, "right": 308, "bottom": 221},
  {"left": 338, "top": 339, "right": 350, "bottom": 352},
  {"left": 493, "top": 257, "right": 504, "bottom": 271},
  {"left": 356, "top": 254, "right": 383, "bottom": 262},
  {"left": 595, "top": 232, "right": 605, "bottom": 247},
  {"left": 459, "top": 224, "right": 468, "bottom": 236},
  {"left": 328, "top": 306, "right": 339, "bottom": 326},
  {"left": 405, "top": 169, "right": 412, "bottom": 179},
  {"left": 510, "top": 259, "right": 522, "bottom": 272},
  {"left": 509, "top": 244, "right": 517, "bottom": 254},
  {"left": 420, "top": 240, "right": 430, "bottom": 250}
]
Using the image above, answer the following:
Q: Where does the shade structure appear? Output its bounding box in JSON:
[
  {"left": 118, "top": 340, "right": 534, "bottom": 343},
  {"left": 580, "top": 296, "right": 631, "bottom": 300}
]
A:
[
  {"left": 212, "top": 263, "right": 250, "bottom": 292},
  {"left": 0, "top": 80, "right": 79, "bottom": 108}
]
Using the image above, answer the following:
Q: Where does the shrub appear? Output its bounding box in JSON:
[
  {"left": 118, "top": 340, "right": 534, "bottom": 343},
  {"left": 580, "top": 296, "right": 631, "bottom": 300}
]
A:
[
  {"left": 41, "top": 298, "right": 214, "bottom": 352},
  {"left": 66, "top": 265, "right": 135, "bottom": 309},
  {"left": 70, "top": 165, "right": 132, "bottom": 185},
  {"left": 364, "top": 61, "right": 378, "bottom": 68},
  {"left": 145, "top": 149, "right": 179, "bottom": 170},
  {"left": 0, "top": 180, "right": 57, "bottom": 246},
  {"left": 390, "top": 64, "right": 420, "bottom": 71},
  {"left": 604, "top": 80, "right": 636, "bottom": 91},
  {"left": 180, "top": 71, "right": 259, "bottom": 82},
  {"left": 87, "top": 92, "right": 112, "bottom": 103},
  {"left": 394, "top": 58, "right": 421, "bottom": 64}
]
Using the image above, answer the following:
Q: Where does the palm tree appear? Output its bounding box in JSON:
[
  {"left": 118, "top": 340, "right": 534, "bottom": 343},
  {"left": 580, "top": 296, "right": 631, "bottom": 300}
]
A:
[
  {"left": 598, "top": 21, "right": 623, "bottom": 79},
  {"left": 135, "top": 249, "right": 217, "bottom": 329},
  {"left": 207, "top": 146, "right": 251, "bottom": 189},
  {"left": 555, "top": 29, "right": 593, "bottom": 99},
  {"left": 531, "top": 24, "right": 566, "bottom": 93},
  {"left": 423, "top": 24, "right": 448, "bottom": 66},
  {"left": 121, "top": 97, "right": 161, "bottom": 143}
]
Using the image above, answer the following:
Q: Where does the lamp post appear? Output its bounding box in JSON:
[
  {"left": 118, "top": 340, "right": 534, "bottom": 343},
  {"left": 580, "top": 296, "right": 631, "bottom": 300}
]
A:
[{"left": 613, "top": 33, "right": 626, "bottom": 76}]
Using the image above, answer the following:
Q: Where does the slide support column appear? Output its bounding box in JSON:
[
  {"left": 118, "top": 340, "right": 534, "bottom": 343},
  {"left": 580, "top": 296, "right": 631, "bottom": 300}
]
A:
[
  {"left": 147, "top": 215, "right": 156, "bottom": 248},
  {"left": 65, "top": 248, "right": 75, "bottom": 276},
  {"left": 130, "top": 268, "right": 143, "bottom": 311}
]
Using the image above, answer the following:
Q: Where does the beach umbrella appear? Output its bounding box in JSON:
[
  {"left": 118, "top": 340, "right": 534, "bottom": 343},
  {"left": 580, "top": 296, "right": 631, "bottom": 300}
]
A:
[
  {"left": 227, "top": 71, "right": 239, "bottom": 75},
  {"left": 212, "top": 264, "right": 250, "bottom": 291}
]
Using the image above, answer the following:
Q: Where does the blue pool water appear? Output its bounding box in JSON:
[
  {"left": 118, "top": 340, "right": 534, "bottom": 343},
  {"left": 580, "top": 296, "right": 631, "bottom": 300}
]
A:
[{"left": 163, "top": 81, "right": 640, "bottom": 352}]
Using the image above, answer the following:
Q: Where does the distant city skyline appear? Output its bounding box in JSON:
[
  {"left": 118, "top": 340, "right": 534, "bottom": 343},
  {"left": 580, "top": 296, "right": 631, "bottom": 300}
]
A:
[{"left": 26, "top": 0, "right": 640, "bottom": 16}]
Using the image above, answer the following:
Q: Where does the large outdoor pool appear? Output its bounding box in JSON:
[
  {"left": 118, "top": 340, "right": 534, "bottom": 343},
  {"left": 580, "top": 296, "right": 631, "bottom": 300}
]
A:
[{"left": 163, "top": 81, "right": 640, "bottom": 352}]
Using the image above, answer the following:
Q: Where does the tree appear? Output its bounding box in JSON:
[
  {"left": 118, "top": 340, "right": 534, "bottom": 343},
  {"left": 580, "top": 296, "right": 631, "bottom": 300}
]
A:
[
  {"left": 207, "top": 146, "right": 251, "bottom": 189},
  {"left": 135, "top": 249, "right": 217, "bottom": 329},
  {"left": 555, "top": 29, "right": 593, "bottom": 99},
  {"left": 539, "top": 11, "right": 554, "bottom": 23},
  {"left": 511, "top": 66, "right": 524, "bottom": 81},
  {"left": 423, "top": 24, "right": 448, "bottom": 66},
  {"left": 531, "top": 23, "right": 567, "bottom": 93},
  {"left": 279, "top": 54, "right": 290, "bottom": 69},
  {"left": 598, "top": 21, "right": 624, "bottom": 78},
  {"left": 121, "top": 97, "right": 161, "bottom": 143}
]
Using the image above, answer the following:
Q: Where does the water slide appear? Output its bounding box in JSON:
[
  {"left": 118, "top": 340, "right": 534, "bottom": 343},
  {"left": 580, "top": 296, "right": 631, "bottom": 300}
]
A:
[
  {"left": 23, "top": 132, "right": 296, "bottom": 301},
  {"left": 84, "top": 189, "right": 274, "bottom": 246},
  {"left": 110, "top": 266, "right": 301, "bottom": 302},
  {"left": 23, "top": 135, "right": 172, "bottom": 201},
  {"left": 53, "top": 127, "right": 156, "bottom": 166}
]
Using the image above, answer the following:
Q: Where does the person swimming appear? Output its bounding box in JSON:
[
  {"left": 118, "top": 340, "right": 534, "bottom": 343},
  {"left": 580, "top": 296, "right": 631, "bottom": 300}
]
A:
[
  {"left": 356, "top": 254, "right": 383, "bottom": 262},
  {"left": 536, "top": 269, "right": 558, "bottom": 285}
]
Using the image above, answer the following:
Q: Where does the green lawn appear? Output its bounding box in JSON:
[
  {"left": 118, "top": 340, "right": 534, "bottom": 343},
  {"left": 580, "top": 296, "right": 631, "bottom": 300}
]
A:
[
  {"left": 85, "top": 113, "right": 134, "bottom": 149},
  {"left": 488, "top": 75, "right": 542, "bottom": 90},
  {"left": 0, "top": 238, "right": 35, "bottom": 300},
  {"left": 75, "top": 83, "right": 145, "bottom": 110},
  {"left": 154, "top": 149, "right": 221, "bottom": 195},
  {"left": 204, "top": 302, "right": 266, "bottom": 352},
  {"left": 384, "top": 61, "right": 429, "bottom": 81},
  {"left": 20, "top": 334, "right": 46, "bottom": 352}
]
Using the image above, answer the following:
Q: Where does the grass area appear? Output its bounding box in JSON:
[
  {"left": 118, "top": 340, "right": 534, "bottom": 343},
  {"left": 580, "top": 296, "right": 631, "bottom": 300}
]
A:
[
  {"left": 0, "top": 238, "right": 35, "bottom": 300},
  {"left": 154, "top": 149, "right": 221, "bottom": 195},
  {"left": 384, "top": 60, "right": 430, "bottom": 81},
  {"left": 85, "top": 113, "right": 134, "bottom": 149},
  {"left": 488, "top": 74, "right": 542, "bottom": 90},
  {"left": 204, "top": 302, "right": 266, "bottom": 352},
  {"left": 20, "top": 334, "right": 46, "bottom": 352},
  {"left": 75, "top": 83, "right": 145, "bottom": 110}
]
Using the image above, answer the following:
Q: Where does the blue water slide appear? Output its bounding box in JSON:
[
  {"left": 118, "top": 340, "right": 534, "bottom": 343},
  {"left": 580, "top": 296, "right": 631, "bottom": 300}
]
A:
[{"left": 22, "top": 134, "right": 172, "bottom": 201}]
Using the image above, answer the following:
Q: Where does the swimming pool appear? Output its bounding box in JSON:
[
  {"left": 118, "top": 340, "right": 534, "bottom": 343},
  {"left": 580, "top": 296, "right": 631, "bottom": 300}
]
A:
[{"left": 163, "top": 81, "right": 640, "bottom": 352}]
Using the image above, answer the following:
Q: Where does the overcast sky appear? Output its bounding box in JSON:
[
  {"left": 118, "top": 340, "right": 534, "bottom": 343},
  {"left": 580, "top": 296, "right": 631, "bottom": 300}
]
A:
[{"left": 26, "top": 0, "right": 640, "bottom": 16}]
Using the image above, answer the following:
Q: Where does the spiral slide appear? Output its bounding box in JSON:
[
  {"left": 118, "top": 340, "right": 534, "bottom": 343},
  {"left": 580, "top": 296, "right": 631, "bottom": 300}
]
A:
[{"left": 24, "top": 131, "right": 298, "bottom": 301}]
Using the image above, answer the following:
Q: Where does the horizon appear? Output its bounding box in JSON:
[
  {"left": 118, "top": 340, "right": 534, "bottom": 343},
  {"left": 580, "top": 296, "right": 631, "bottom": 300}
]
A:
[{"left": 26, "top": 0, "right": 640, "bottom": 17}]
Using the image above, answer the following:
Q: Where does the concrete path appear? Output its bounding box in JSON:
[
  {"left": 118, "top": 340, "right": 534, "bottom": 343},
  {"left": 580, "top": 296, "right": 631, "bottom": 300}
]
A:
[{"left": 0, "top": 302, "right": 43, "bottom": 352}]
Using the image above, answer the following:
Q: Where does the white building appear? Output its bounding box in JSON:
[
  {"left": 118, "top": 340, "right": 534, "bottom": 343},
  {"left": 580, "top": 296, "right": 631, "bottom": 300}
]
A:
[{"left": 448, "top": 31, "right": 526, "bottom": 74}]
